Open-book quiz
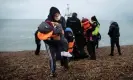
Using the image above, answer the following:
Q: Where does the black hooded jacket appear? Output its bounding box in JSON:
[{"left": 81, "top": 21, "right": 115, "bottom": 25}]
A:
[
  {"left": 108, "top": 22, "right": 120, "bottom": 38},
  {"left": 66, "top": 14, "right": 83, "bottom": 35}
]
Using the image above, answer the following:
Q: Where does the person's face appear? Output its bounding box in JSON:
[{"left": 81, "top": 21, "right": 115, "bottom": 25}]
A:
[{"left": 54, "top": 13, "right": 61, "bottom": 21}]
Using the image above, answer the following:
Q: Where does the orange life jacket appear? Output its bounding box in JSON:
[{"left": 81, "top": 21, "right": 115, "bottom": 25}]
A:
[
  {"left": 37, "top": 30, "right": 64, "bottom": 40},
  {"left": 68, "top": 41, "right": 75, "bottom": 53},
  {"left": 37, "top": 31, "right": 53, "bottom": 40},
  {"left": 82, "top": 21, "right": 91, "bottom": 32}
]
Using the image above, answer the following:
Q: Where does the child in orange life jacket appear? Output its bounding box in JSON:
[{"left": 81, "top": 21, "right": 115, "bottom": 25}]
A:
[
  {"left": 64, "top": 27, "right": 75, "bottom": 59},
  {"left": 81, "top": 18, "right": 92, "bottom": 41}
]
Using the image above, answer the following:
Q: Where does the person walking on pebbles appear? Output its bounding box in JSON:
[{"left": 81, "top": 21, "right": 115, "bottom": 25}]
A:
[{"left": 34, "top": 7, "right": 72, "bottom": 77}]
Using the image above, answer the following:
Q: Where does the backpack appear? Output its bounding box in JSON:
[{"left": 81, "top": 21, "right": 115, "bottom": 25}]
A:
[{"left": 38, "top": 21, "right": 53, "bottom": 34}]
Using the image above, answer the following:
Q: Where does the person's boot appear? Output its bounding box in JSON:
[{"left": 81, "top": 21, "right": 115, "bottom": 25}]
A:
[
  {"left": 35, "top": 49, "right": 40, "bottom": 55},
  {"left": 90, "top": 57, "right": 96, "bottom": 60},
  {"left": 60, "top": 57, "right": 69, "bottom": 70},
  {"left": 50, "top": 72, "right": 57, "bottom": 77},
  {"left": 118, "top": 49, "right": 122, "bottom": 55},
  {"left": 90, "top": 55, "right": 96, "bottom": 60},
  {"left": 119, "top": 52, "right": 122, "bottom": 55},
  {"left": 90, "top": 58, "right": 96, "bottom": 60},
  {"left": 87, "top": 55, "right": 91, "bottom": 60},
  {"left": 63, "top": 59, "right": 69, "bottom": 70},
  {"left": 60, "top": 59, "right": 64, "bottom": 66},
  {"left": 109, "top": 53, "right": 114, "bottom": 56},
  {"left": 35, "top": 45, "right": 40, "bottom": 55},
  {"left": 84, "top": 55, "right": 89, "bottom": 58}
]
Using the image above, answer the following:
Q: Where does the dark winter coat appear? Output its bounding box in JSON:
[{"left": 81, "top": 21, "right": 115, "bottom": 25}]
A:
[{"left": 108, "top": 22, "right": 120, "bottom": 39}]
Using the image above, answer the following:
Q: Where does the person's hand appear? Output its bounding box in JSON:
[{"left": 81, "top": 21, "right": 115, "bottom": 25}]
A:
[
  {"left": 51, "top": 22, "right": 55, "bottom": 26},
  {"left": 54, "top": 22, "right": 59, "bottom": 26},
  {"left": 51, "top": 22, "right": 58, "bottom": 26},
  {"left": 51, "top": 22, "right": 59, "bottom": 28}
]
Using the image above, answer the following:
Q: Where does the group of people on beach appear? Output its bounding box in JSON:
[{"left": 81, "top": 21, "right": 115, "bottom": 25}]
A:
[{"left": 34, "top": 7, "right": 122, "bottom": 77}]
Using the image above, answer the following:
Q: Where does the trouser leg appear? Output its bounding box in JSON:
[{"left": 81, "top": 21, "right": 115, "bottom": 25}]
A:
[
  {"left": 61, "top": 57, "right": 69, "bottom": 69},
  {"left": 110, "top": 39, "right": 115, "bottom": 56},
  {"left": 75, "top": 35, "right": 87, "bottom": 57},
  {"left": 115, "top": 38, "right": 121, "bottom": 55},
  {"left": 87, "top": 42, "right": 90, "bottom": 57},
  {"left": 35, "top": 30, "right": 41, "bottom": 55},
  {"left": 92, "top": 41, "right": 96, "bottom": 60},
  {"left": 55, "top": 45, "right": 64, "bottom": 66},
  {"left": 96, "top": 40, "right": 99, "bottom": 48},
  {"left": 87, "top": 41, "right": 94, "bottom": 59},
  {"left": 49, "top": 46, "right": 56, "bottom": 73},
  {"left": 59, "top": 40, "right": 69, "bottom": 69}
]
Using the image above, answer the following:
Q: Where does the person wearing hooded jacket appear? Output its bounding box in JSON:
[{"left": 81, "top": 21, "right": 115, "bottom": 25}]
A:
[
  {"left": 85, "top": 16, "right": 100, "bottom": 60},
  {"left": 34, "top": 7, "right": 71, "bottom": 77},
  {"left": 66, "top": 13, "right": 88, "bottom": 59},
  {"left": 108, "top": 21, "right": 121, "bottom": 56}
]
